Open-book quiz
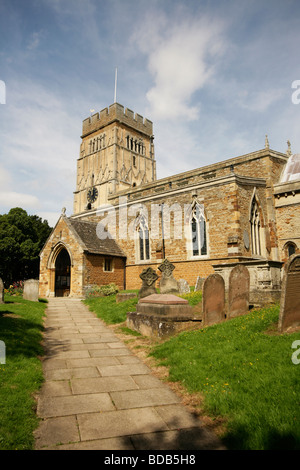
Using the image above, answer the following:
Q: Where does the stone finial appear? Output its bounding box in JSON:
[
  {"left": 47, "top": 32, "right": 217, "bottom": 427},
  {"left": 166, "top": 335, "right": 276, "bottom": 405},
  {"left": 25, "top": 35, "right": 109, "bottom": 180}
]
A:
[
  {"left": 61, "top": 207, "right": 66, "bottom": 216},
  {"left": 287, "top": 140, "right": 292, "bottom": 157},
  {"left": 265, "top": 134, "right": 269, "bottom": 149}
]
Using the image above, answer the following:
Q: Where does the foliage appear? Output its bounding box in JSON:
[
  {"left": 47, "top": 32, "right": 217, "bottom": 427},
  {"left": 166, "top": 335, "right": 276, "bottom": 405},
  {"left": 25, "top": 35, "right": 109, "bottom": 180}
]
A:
[
  {"left": 5, "top": 281, "right": 24, "bottom": 296},
  {"left": 85, "top": 283, "right": 119, "bottom": 298},
  {"left": 150, "top": 304, "right": 300, "bottom": 450},
  {"left": 0, "top": 208, "right": 52, "bottom": 286},
  {"left": 0, "top": 295, "right": 47, "bottom": 449}
]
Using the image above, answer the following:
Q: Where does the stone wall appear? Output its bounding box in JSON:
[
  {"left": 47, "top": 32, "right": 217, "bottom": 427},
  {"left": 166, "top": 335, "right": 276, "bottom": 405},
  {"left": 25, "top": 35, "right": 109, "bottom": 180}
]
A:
[{"left": 83, "top": 254, "right": 125, "bottom": 291}]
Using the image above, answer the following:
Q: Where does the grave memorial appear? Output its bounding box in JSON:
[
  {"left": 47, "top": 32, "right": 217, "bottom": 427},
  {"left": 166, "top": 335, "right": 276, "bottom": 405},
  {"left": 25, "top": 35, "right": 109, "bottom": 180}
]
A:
[
  {"left": 202, "top": 273, "right": 225, "bottom": 326},
  {"left": 138, "top": 267, "right": 158, "bottom": 299},
  {"left": 278, "top": 254, "right": 300, "bottom": 333},
  {"left": 158, "top": 259, "right": 179, "bottom": 295},
  {"left": 23, "top": 279, "right": 39, "bottom": 302},
  {"left": 228, "top": 265, "right": 250, "bottom": 318},
  {"left": 128, "top": 263, "right": 201, "bottom": 338},
  {"left": 0, "top": 278, "right": 4, "bottom": 304}
]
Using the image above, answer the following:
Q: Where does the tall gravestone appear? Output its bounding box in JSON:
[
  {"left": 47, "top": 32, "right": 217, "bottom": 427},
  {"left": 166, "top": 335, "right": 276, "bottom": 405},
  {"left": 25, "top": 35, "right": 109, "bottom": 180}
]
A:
[
  {"left": 23, "top": 279, "right": 39, "bottom": 302},
  {"left": 138, "top": 267, "right": 158, "bottom": 299},
  {"left": 278, "top": 254, "right": 300, "bottom": 333},
  {"left": 158, "top": 259, "right": 179, "bottom": 294},
  {"left": 0, "top": 278, "right": 4, "bottom": 304},
  {"left": 195, "top": 276, "right": 205, "bottom": 292},
  {"left": 202, "top": 273, "right": 225, "bottom": 326},
  {"left": 228, "top": 265, "right": 250, "bottom": 318}
]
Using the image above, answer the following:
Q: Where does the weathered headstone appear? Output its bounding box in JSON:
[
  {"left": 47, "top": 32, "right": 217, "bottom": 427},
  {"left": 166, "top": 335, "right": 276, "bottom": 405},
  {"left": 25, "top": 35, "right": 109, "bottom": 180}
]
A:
[
  {"left": 278, "top": 254, "right": 300, "bottom": 332},
  {"left": 23, "top": 279, "right": 39, "bottom": 302},
  {"left": 0, "top": 278, "right": 4, "bottom": 304},
  {"left": 158, "top": 259, "right": 179, "bottom": 294},
  {"left": 228, "top": 265, "right": 250, "bottom": 318},
  {"left": 195, "top": 276, "right": 205, "bottom": 292},
  {"left": 202, "top": 273, "right": 225, "bottom": 326},
  {"left": 138, "top": 267, "right": 158, "bottom": 299},
  {"left": 116, "top": 292, "right": 137, "bottom": 303},
  {"left": 178, "top": 279, "right": 190, "bottom": 294}
]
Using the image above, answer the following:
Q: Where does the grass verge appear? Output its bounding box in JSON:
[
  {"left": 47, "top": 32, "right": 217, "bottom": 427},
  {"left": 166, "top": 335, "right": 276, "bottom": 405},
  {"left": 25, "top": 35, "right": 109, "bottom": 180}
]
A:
[
  {"left": 0, "top": 295, "right": 47, "bottom": 450},
  {"left": 83, "top": 290, "right": 139, "bottom": 324}
]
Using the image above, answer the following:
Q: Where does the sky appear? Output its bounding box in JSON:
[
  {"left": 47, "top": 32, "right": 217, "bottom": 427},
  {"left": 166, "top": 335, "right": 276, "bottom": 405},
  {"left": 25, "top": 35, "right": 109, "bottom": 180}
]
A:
[{"left": 1, "top": 0, "right": 300, "bottom": 227}]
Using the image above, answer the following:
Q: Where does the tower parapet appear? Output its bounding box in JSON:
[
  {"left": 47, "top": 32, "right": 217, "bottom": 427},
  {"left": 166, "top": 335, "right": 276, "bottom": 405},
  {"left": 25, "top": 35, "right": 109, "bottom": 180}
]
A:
[{"left": 82, "top": 103, "right": 153, "bottom": 138}]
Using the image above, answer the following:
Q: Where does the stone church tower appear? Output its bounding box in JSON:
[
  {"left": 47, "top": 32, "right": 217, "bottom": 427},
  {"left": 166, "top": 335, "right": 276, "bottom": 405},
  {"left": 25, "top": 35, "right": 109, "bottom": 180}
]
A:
[{"left": 73, "top": 103, "right": 156, "bottom": 214}]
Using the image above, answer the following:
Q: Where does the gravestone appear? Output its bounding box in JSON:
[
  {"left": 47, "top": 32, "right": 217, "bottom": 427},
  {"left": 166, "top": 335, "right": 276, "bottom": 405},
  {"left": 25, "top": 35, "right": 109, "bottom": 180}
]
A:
[
  {"left": 138, "top": 267, "right": 158, "bottom": 299},
  {"left": 278, "top": 254, "right": 300, "bottom": 332},
  {"left": 23, "top": 279, "right": 39, "bottom": 302},
  {"left": 178, "top": 279, "right": 190, "bottom": 294},
  {"left": 228, "top": 265, "right": 250, "bottom": 318},
  {"left": 116, "top": 292, "right": 137, "bottom": 303},
  {"left": 0, "top": 278, "right": 4, "bottom": 303},
  {"left": 202, "top": 273, "right": 225, "bottom": 326},
  {"left": 127, "top": 293, "right": 200, "bottom": 339},
  {"left": 158, "top": 259, "right": 179, "bottom": 294},
  {"left": 195, "top": 276, "right": 205, "bottom": 292}
]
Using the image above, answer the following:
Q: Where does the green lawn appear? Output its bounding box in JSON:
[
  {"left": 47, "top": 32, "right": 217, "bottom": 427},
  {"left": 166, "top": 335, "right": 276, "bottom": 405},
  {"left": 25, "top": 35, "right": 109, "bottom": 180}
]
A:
[
  {"left": 84, "top": 290, "right": 139, "bottom": 324},
  {"left": 85, "top": 292, "right": 300, "bottom": 450},
  {"left": 150, "top": 304, "right": 300, "bottom": 450},
  {"left": 0, "top": 295, "right": 47, "bottom": 450}
]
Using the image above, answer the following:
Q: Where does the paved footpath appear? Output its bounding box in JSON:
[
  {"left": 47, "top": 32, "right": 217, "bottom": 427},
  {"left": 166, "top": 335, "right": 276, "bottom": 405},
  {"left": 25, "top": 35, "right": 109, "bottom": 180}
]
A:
[{"left": 34, "top": 298, "right": 225, "bottom": 450}]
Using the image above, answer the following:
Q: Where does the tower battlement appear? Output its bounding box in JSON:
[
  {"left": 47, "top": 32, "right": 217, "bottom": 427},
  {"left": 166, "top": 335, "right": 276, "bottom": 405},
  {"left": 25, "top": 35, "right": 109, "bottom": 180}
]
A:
[{"left": 82, "top": 102, "right": 153, "bottom": 138}]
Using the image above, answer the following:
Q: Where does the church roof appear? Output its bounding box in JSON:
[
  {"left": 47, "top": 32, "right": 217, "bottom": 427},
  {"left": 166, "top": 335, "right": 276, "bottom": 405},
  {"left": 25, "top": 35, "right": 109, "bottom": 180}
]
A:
[{"left": 68, "top": 218, "right": 126, "bottom": 258}]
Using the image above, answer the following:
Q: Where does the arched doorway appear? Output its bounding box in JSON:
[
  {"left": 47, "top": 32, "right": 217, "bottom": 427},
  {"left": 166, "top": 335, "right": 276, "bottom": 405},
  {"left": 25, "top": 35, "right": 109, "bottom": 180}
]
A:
[{"left": 55, "top": 249, "right": 71, "bottom": 297}]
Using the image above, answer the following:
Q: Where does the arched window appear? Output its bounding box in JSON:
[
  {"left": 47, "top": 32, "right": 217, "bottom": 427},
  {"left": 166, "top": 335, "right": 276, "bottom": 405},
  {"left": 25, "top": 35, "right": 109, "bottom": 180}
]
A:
[
  {"left": 136, "top": 215, "right": 150, "bottom": 261},
  {"left": 284, "top": 241, "right": 297, "bottom": 258},
  {"left": 190, "top": 203, "right": 207, "bottom": 256},
  {"left": 250, "top": 199, "right": 262, "bottom": 256}
]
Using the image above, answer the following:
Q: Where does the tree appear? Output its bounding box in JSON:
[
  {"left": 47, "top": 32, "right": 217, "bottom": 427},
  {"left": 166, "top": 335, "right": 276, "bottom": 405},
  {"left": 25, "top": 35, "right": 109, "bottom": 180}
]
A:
[{"left": 0, "top": 208, "right": 52, "bottom": 286}]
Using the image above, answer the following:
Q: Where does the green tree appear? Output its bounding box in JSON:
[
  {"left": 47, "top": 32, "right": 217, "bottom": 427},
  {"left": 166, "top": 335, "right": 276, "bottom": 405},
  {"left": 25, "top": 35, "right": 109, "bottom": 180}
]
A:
[{"left": 0, "top": 208, "right": 52, "bottom": 286}]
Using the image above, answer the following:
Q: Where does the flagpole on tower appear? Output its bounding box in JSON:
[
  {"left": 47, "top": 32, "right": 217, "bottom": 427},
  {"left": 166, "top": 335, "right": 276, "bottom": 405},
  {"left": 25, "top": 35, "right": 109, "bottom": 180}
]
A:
[{"left": 114, "top": 67, "right": 118, "bottom": 103}]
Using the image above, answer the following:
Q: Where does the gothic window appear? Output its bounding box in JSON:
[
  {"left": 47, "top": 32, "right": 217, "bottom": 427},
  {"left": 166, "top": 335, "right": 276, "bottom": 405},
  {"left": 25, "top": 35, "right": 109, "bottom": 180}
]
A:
[
  {"left": 190, "top": 203, "right": 207, "bottom": 256},
  {"left": 284, "top": 242, "right": 296, "bottom": 258},
  {"left": 250, "top": 199, "right": 262, "bottom": 256},
  {"left": 288, "top": 243, "right": 296, "bottom": 257},
  {"left": 136, "top": 215, "right": 150, "bottom": 261},
  {"left": 133, "top": 155, "right": 136, "bottom": 168}
]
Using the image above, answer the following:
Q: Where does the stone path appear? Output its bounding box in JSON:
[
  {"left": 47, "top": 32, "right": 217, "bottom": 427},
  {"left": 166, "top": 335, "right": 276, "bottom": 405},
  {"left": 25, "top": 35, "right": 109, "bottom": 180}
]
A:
[{"left": 34, "top": 298, "right": 224, "bottom": 450}]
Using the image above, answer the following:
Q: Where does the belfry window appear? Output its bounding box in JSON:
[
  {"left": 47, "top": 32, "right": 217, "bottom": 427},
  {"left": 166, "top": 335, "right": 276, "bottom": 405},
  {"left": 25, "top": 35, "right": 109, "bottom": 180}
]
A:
[
  {"left": 190, "top": 203, "right": 207, "bottom": 256},
  {"left": 250, "top": 199, "right": 262, "bottom": 256},
  {"left": 137, "top": 216, "right": 150, "bottom": 261}
]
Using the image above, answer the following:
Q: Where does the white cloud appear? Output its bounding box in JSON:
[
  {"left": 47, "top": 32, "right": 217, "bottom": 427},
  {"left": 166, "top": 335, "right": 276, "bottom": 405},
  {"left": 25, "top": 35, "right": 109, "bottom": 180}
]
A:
[
  {"left": 132, "top": 12, "right": 226, "bottom": 121},
  {"left": 0, "top": 191, "right": 40, "bottom": 209},
  {"left": 237, "top": 87, "right": 286, "bottom": 113}
]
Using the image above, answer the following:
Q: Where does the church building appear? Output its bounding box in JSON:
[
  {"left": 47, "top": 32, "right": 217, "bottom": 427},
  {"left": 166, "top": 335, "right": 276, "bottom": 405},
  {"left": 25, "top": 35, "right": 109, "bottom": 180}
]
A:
[{"left": 39, "top": 102, "right": 300, "bottom": 302}]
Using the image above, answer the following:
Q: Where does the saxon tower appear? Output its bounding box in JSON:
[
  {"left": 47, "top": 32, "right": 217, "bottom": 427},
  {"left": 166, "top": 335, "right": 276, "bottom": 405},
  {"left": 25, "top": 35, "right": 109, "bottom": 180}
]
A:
[{"left": 73, "top": 103, "right": 156, "bottom": 215}]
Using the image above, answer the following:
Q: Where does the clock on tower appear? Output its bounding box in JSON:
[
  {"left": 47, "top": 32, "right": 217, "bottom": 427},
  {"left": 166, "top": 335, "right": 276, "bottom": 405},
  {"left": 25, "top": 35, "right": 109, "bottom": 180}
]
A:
[{"left": 87, "top": 187, "right": 98, "bottom": 203}]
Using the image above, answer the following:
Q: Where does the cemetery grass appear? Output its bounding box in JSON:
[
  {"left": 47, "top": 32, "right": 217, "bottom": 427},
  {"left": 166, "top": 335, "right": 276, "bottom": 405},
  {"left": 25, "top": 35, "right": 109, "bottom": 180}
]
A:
[
  {"left": 83, "top": 289, "right": 202, "bottom": 324},
  {"left": 0, "top": 295, "right": 47, "bottom": 450},
  {"left": 150, "top": 304, "right": 300, "bottom": 450}
]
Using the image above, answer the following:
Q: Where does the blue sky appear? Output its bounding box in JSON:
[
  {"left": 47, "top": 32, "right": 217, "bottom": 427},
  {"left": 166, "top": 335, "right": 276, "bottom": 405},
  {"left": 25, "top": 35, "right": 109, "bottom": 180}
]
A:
[{"left": 1, "top": 0, "right": 300, "bottom": 226}]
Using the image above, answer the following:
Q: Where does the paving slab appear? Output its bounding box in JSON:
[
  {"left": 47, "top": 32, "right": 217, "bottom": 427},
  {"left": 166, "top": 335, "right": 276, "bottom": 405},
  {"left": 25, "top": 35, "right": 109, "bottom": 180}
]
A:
[{"left": 34, "top": 298, "right": 225, "bottom": 450}]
